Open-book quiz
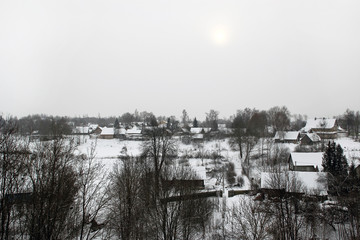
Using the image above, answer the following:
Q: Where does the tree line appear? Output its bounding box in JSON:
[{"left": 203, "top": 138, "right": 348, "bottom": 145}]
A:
[{"left": 8, "top": 107, "right": 360, "bottom": 140}]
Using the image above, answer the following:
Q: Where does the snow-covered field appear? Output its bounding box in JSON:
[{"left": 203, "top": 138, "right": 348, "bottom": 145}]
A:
[
  {"left": 74, "top": 136, "right": 360, "bottom": 239},
  {"left": 75, "top": 136, "right": 250, "bottom": 190},
  {"left": 75, "top": 136, "right": 360, "bottom": 191}
]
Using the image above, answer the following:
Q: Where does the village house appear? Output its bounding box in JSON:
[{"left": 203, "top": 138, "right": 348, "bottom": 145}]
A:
[
  {"left": 288, "top": 152, "right": 323, "bottom": 172},
  {"left": 125, "top": 127, "right": 142, "bottom": 140},
  {"left": 300, "top": 133, "right": 321, "bottom": 145},
  {"left": 190, "top": 127, "right": 211, "bottom": 134},
  {"left": 274, "top": 131, "right": 301, "bottom": 143},
  {"left": 261, "top": 171, "right": 328, "bottom": 196},
  {"left": 73, "top": 126, "right": 90, "bottom": 135},
  {"left": 99, "top": 127, "right": 114, "bottom": 139},
  {"left": 90, "top": 126, "right": 102, "bottom": 135},
  {"left": 301, "top": 118, "right": 346, "bottom": 139}
]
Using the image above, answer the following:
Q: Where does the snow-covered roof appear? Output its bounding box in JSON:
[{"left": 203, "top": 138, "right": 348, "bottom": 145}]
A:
[
  {"left": 302, "top": 118, "right": 337, "bottom": 132},
  {"left": 88, "top": 124, "right": 99, "bottom": 130},
  {"left": 192, "top": 133, "right": 204, "bottom": 139},
  {"left": 274, "top": 131, "right": 300, "bottom": 141},
  {"left": 290, "top": 152, "right": 323, "bottom": 171},
  {"left": 190, "top": 127, "right": 211, "bottom": 134},
  {"left": 190, "top": 128, "right": 202, "bottom": 134},
  {"left": 126, "top": 128, "right": 142, "bottom": 134},
  {"left": 100, "top": 127, "right": 114, "bottom": 135},
  {"left": 119, "top": 128, "right": 126, "bottom": 135},
  {"left": 303, "top": 133, "right": 321, "bottom": 142},
  {"left": 261, "top": 171, "right": 328, "bottom": 195}
]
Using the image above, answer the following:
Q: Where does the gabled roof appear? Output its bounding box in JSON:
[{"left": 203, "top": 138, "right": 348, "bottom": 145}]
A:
[
  {"left": 289, "top": 152, "right": 323, "bottom": 171},
  {"left": 190, "top": 127, "right": 211, "bottom": 134},
  {"left": 302, "top": 118, "right": 337, "bottom": 132},
  {"left": 88, "top": 124, "right": 99, "bottom": 130},
  {"left": 303, "top": 133, "right": 321, "bottom": 142},
  {"left": 126, "top": 128, "right": 142, "bottom": 134},
  {"left": 100, "top": 127, "right": 114, "bottom": 135},
  {"left": 274, "top": 131, "right": 300, "bottom": 141},
  {"left": 261, "top": 171, "right": 328, "bottom": 195}
]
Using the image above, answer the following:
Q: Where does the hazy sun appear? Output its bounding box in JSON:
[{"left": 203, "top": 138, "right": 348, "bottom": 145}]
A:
[{"left": 212, "top": 25, "right": 229, "bottom": 45}]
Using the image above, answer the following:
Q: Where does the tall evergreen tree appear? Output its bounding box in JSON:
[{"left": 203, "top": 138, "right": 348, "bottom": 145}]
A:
[
  {"left": 114, "top": 118, "right": 120, "bottom": 129},
  {"left": 322, "top": 141, "right": 348, "bottom": 177},
  {"left": 193, "top": 118, "right": 198, "bottom": 128}
]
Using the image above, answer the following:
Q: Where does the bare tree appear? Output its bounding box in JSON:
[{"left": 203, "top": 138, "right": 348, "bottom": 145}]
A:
[
  {"left": 108, "top": 157, "right": 215, "bottom": 240},
  {"left": 75, "top": 141, "right": 109, "bottom": 240},
  {"left": 263, "top": 171, "right": 307, "bottom": 240},
  {"left": 227, "top": 196, "right": 271, "bottom": 240},
  {"left": 206, "top": 109, "right": 219, "bottom": 131},
  {"left": 24, "top": 138, "right": 79, "bottom": 240},
  {"left": 107, "top": 157, "right": 146, "bottom": 240},
  {"left": 267, "top": 106, "right": 291, "bottom": 133},
  {"left": 181, "top": 109, "right": 190, "bottom": 128},
  {"left": 0, "top": 116, "right": 30, "bottom": 240},
  {"left": 142, "top": 126, "right": 177, "bottom": 196}
]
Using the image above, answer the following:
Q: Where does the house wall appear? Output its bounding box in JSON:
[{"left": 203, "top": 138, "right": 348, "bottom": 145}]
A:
[
  {"left": 300, "top": 136, "right": 312, "bottom": 145},
  {"left": 293, "top": 166, "right": 318, "bottom": 172},
  {"left": 99, "top": 135, "right": 114, "bottom": 139}
]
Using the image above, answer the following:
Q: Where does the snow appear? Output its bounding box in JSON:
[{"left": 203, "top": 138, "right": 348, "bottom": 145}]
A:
[
  {"left": 290, "top": 152, "right": 323, "bottom": 171},
  {"left": 74, "top": 126, "right": 90, "bottom": 134},
  {"left": 274, "top": 131, "right": 299, "bottom": 141},
  {"left": 71, "top": 135, "right": 360, "bottom": 239},
  {"left": 304, "top": 133, "right": 321, "bottom": 142},
  {"left": 126, "top": 127, "right": 142, "bottom": 134},
  {"left": 261, "top": 171, "right": 328, "bottom": 195},
  {"left": 193, "top": 133, "right": 204, "bottom": 139},
  {"left": 76, "top": 137, "right": 143, "bottom": 171},
  {"left": 99, "top": 127, "right": 114, "bottom": 135},
  {"left": 190, "top": 127, "right": 211, "bottom": 134},
  {"left": 302, "top": 118, "right": 337, "bottom": 132},
  {"left": 335, "top": 137, "right": 360, "bottom": 165}
]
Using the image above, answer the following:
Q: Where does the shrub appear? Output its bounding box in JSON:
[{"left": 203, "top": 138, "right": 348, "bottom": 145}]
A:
[
  {"left": 237, "top": 176, "right": 244, "bottom": 188},
  {"left": 226, "top": 162, "right": 237, "bottom": 185}
]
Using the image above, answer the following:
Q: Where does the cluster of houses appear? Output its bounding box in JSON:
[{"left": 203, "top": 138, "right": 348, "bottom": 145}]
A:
[
  {"left": 274, "top": 117, "right": 347, "bottom": 145},
  {"left": 73, "top": 123, "right": 230, "bottom": 141},
  {"left": 73, "top": 124, "right": 142, "bottom": 140},
  {"left": 260, "top": 118, "right": 349, "bottom": 200}
]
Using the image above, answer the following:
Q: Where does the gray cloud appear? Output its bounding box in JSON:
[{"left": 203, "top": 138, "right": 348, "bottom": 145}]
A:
[{"left": 1, "top": 0, "right": 359, "bottom": 120}]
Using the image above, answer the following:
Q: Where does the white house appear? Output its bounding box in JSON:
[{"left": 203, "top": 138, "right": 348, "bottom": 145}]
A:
[
  {"left": 289, "top": 152, "right": 323, "bottom": 172},
  {"left": 99, "top": 127, "right": 114, "bottom": 139},
  {"left": 261, "top": 171, "right": 328, "bottom": 196}
]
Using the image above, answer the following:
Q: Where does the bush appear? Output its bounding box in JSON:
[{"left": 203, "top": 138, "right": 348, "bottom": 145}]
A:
[
  {"left": 226, "top": 162, "right": 237, "bottom": 185},
  {"left": 237, "top": 176, "right": 244, "bottom": 188},
  {"left": 294, "top": 144, "right": 322, "bottom": 152},
  {"left": 178, "top": 157, "right": 189, "bottom": 166}
]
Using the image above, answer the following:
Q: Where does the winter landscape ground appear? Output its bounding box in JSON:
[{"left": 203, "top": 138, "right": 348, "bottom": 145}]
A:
[{"left": 74, "top": 135, "right": 360, "bottom": 239}]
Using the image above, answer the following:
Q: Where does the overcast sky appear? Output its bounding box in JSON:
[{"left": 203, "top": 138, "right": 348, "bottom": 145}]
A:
[{"left": 1, "top": 0, "right": 359, "bottom": 120}]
